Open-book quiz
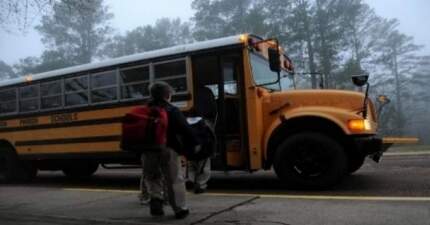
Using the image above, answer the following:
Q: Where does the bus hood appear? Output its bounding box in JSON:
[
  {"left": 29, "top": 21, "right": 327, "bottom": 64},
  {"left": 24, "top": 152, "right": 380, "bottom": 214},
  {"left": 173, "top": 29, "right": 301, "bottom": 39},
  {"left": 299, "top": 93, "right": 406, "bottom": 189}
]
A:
[{"left": 265, "top": 89, "right": 374, "bottom": 120}]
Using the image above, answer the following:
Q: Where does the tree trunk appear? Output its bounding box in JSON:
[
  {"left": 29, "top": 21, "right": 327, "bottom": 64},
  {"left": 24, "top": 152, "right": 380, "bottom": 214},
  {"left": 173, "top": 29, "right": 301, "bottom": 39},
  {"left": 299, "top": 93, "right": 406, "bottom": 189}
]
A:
[
  {"left": 300, "top": 0, "right": 317, "bottom": 89},
  {"left": 393, "top": 47, "right": 403, "bottom": 134}
]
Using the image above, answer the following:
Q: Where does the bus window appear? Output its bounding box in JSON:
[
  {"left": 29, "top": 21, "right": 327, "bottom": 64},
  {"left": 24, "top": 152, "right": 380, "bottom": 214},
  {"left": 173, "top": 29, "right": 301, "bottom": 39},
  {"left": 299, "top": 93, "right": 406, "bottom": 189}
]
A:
[
  {"left": 91, "top": 70, "right": 118, "bottom": 103},
  {"left": 65, "top": 75, "right": 89, "bottom": 106},
  {"left": 164, "top": 77, "right": 187, "bottom": 93},
  {"left": 41, "top": 80, "right": 62, "bottom": 109},
  {"left": 120, "top": 66, "right": 150, "bottom": 99},
  {"left": 0, "top": 88, "right": 17, "bottom": 114},
  {"left": 19, "top": 84, "right": 39, "bottom": 112},
  {"left": 222, "top": 62, "right": 238, "bottom": 95},
  {"left": 154, "top": 60, "right": 187, "bottom": 93}
]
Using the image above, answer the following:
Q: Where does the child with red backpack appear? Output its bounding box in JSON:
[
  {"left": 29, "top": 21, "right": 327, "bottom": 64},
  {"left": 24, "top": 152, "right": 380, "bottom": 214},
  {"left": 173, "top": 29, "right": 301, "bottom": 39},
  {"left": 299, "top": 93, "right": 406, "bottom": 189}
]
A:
[{"left": 122, "top": 81, "right": 199, "bottom": 219}]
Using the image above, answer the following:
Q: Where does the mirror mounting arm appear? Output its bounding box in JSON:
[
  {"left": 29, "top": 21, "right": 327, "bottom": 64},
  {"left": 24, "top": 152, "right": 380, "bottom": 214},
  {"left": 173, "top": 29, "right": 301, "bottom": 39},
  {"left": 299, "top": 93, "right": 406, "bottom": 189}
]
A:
[{"left": 362, "top": 82, "right": 370, "bottom": 119}]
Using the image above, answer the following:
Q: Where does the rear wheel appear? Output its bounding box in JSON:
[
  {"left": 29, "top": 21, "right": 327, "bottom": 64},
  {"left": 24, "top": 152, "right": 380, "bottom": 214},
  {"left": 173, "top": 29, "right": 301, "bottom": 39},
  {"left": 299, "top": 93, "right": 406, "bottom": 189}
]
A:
[
  {"left": 62, "top": 161, "right": 99, "bottom": 178},
  {"left": 0, "top": 148, "right": 37, "bottom": 182},
  {"left": 273, "top": 132, "right": 347, "bottom": 189}
]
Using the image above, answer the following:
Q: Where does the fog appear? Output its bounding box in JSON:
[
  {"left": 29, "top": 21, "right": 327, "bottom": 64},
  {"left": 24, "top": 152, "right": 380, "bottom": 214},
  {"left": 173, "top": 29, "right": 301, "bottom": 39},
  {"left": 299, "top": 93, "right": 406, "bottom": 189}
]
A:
[
  {"left": 1, "top": 0, "right": 429, "bottom": 64},
  {"left": 0, "top": 0, "right": 429, "bottom": 143}
]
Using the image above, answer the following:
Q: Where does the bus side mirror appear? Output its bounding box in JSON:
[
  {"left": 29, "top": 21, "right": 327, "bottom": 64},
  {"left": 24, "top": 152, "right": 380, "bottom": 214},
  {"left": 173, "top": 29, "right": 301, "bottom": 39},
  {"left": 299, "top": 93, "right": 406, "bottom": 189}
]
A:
[
  {"left": 352, "top": 74, "right": 369, "bottom": 87},
  {"left": 268, "top": 47, "right": 281, "bottom": 73}
]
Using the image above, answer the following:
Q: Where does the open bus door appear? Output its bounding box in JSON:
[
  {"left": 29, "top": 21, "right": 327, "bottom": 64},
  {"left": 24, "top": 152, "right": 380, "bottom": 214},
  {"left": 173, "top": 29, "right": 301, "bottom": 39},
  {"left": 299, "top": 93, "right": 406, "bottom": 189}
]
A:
[{"left": 191, "top": 51, "right": 249, "bottom": 171}]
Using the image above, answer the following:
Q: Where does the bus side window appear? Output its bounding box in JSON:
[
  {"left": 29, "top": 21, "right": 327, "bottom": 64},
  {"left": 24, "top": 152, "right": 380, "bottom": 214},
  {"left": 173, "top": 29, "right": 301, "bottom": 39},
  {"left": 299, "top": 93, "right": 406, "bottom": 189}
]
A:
[
  {"left": 19, "top": 84, "right": 39, "bottom": 112},
  {"left": 120, "top": 65, "right": 150, "bottom": 99},
  {"left": 0, "top": 88, "right": 17, "bottom": 114},
  {"left": 65, "top": 75, "right": 89, "bottom": 107},
  {"left": 41, "top": 80, "right": 63, "bottom": 109},
  {"left": 222, "top": 62, "right": 238, "bottom": 96},
  {"left": 154, "top": 60, "right": 187, "bottom": 94},
  {"left": 90, "top": 70, "right": 117, "bottom": 103}
]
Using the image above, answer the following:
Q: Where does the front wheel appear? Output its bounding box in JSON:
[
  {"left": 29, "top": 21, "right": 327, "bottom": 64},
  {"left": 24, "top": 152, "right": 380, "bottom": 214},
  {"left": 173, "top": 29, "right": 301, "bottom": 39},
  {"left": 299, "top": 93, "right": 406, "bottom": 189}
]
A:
[
  {"left": 347, "top": 154, "right": 366, "bottom": 174},
  {"left": 273, "top": 132, "right": 347, "bottom": 189}
]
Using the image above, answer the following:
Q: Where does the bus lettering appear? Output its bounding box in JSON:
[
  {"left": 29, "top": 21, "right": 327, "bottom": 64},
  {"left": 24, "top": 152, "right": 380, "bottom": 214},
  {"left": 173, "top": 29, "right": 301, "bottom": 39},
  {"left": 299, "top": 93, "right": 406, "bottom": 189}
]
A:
[
  {"left": 50, "top": 113, "right": 78, "bottom": 124},
  {"left": 20, "top": 118, "right": 38, "bottom": 126},
  {"left": 0, "top": 121, "right": 7, "bottom": 127}
]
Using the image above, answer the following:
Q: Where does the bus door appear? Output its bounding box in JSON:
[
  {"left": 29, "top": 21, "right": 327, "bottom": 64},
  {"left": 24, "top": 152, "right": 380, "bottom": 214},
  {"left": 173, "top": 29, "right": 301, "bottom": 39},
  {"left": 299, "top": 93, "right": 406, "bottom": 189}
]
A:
[{"left": 191, "top": 52, "right": 248, "bottom": 170}]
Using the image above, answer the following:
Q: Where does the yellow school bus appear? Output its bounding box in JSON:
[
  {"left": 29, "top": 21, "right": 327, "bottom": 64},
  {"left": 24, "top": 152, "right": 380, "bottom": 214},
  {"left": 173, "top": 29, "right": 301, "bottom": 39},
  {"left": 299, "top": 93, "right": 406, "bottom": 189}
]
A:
[{"left": 0, "top": 34, "right": 411, "bottom": 188}]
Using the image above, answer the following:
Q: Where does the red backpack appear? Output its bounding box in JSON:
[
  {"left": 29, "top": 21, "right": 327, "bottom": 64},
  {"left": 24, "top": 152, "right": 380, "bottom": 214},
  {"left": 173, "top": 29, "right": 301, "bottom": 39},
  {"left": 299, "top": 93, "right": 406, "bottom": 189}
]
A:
[{"left": 121, "top": 105, "right": 168, "bottom": 152}]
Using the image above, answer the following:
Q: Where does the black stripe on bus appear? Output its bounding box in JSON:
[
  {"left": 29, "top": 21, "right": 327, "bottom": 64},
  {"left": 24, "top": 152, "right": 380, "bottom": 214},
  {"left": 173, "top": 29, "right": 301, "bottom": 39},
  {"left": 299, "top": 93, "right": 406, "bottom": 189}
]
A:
[
  {"left": 18, "top": 151, "right": 138, "bottom": 161},
  {"left": 0, "top": 93, "right": 191, "bottom": 121},
  {"left": 15, "top": 135, "right": 121, "bottom": 146},
  {"left": 0, "top": 117, "right": 123, "bottom": 133}
]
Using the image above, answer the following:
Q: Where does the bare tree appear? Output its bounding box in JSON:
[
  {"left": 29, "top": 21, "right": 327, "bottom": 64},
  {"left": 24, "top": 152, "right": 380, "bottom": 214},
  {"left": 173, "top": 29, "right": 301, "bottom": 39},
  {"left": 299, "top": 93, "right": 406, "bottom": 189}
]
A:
[
  {"left": 0, "top": 0, "right": 53, "bottom": 31},
  {"left": 0, "top": 0, "right": 83, "bottom": 31}
]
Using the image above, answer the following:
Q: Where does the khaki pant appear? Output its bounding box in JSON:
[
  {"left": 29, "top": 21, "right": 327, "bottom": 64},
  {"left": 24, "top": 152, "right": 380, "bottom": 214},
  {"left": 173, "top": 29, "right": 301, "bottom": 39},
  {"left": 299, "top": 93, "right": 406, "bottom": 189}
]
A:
[
  {"left": 142, "top": 148, "right": 187, "bottom": 212},
  {"left": 188, "top": 158, "right": 211, "bottom": 189}
]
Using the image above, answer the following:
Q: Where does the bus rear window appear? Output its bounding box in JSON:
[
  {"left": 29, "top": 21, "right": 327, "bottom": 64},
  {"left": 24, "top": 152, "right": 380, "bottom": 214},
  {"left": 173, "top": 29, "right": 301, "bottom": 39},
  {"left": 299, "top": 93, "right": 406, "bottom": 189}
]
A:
[
  {"left": 41, "top": 81, "right": 62, "bottom": 96},
  {"left": 91, "top": 71, "right": 117, "bottom": 88},
  {"left": 121, "top": 83, "right": 149, "bottom": 99},
  {"left": 154, "top": 60, "right": 186, "bottom": 79},
  {"left": 20, "top": 85, "right": 39, "bottom": 99},
  {"left": 65, "top": 75, "right": 88, "bottom": 106},
  {"left": 20, "top": 99, "right": 39, "bottom": 112},
  {"left": 91, "top": 70, "right": 117, "bottom": 103},
  {"left": 154, "top": 60, "right": 187, "bottom": 93},
  {"left": 120, "top": 66, "right": 150, "bottom": 100},
  {"left": 41, "top": 81, "right": 63, "bottom": 109},
  {"left": 91, "top": 87, "right": 117, "bottom": 103},
  {"left": 0, "top": 89, "right": 17, "bottom": 114},
  {"left": 65, "top": 76, "right": 88, "bottom": 92},
  {"left": 120, "top": 66, "right": 150, "bottom": 83},
  {"left": 164, "top": 77, "right": 187, "bottom": 93},
  {"left": 19, "top": 85, "right": 39, "bottom": 112},
  {"left": 65, "top": 93, "right": 89, "bottom": 106}
]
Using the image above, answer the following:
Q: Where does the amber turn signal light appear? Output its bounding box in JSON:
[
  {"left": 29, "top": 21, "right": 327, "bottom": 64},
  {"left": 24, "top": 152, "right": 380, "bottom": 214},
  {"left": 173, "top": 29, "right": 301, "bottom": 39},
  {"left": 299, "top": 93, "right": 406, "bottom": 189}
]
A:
[{"left": 348, "top": 119, "right": 371, "bottom": 131}]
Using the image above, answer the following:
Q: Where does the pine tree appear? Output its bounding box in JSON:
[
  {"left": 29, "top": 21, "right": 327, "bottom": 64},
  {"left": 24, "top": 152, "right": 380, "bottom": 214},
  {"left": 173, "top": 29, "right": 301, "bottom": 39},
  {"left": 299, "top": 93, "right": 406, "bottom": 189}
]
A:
[
  {"left": 371, "top": 19, "right": 423, "bottom": 134},
  {"left": 102, "top": 18, "right": 192, "bottom": 58},
  {"left": 35, "top": 0, "right": 113, "bottom": 65},
  {"left": 191, "top": 0, "right": 267, "bottom": 41},
  {"left": 0, "top": 60, "right": 16, "bottom": 79}
]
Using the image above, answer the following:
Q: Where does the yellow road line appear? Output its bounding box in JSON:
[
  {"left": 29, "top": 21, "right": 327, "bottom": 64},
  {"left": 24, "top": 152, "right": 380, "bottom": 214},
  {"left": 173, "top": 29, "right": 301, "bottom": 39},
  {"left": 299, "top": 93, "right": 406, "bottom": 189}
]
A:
[
  {"left": 384, "top": 151, "right": 430, "bottom": 156},
  {"left": 64, "top": 188, "right": 430, "bottom": 202},
  {"left": 64, "top": 188, "right": 138, "bottom": 194},
  {"left": 206, "top": 193, "right": 430, "bottom": 201}
]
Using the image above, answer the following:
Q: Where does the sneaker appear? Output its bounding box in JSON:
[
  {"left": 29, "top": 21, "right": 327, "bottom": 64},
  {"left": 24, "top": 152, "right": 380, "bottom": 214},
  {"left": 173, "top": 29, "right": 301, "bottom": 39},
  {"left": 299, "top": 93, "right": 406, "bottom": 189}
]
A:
[
  {"left": 175, "top": 209, "right": 190, "bottom": 219},
  {"left": 150, "top": 198, "right": 164, "bottom": 216},
  {"left": 138, "top": 194, "right": 150, "bottom": 205}
]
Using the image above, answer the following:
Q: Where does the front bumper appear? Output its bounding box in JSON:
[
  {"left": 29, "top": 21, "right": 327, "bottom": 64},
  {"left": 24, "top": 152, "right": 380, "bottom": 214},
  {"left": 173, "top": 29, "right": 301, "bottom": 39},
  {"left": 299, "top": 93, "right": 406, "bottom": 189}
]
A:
[
  {"left": 354, "top": 136, "right": 391, "bottom": 162},
  {"left": 354, "top": 136, "right": 419, "bottom": 162}
]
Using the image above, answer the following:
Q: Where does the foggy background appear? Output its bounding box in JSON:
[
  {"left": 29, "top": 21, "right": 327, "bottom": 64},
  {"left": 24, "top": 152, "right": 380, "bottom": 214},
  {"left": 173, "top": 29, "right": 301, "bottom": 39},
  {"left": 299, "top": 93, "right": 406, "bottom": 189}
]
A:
[{"left": 0, "top": 0, "right": 429, "bottom": 143}]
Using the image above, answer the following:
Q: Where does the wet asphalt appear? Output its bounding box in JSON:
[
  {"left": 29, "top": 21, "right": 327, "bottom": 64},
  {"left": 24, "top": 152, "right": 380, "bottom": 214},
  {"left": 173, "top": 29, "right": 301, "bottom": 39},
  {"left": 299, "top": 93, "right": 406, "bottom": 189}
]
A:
[{"left": 0, "top": 154, "right": 429, "bottom": 225}]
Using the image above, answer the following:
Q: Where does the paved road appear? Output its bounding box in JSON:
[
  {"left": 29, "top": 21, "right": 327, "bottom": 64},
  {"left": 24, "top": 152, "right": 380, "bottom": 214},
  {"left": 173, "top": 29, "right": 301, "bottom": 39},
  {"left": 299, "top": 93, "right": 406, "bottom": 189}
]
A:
[{"left": 0, "top": 154, "right": 429, "bottom": 225}]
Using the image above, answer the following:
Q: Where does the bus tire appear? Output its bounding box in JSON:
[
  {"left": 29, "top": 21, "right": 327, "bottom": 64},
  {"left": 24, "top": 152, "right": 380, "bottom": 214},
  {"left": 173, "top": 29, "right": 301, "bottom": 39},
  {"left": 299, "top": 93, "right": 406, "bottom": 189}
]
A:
[
  {"left": 347, "top": 154, "right": 366, "bottom": 174},
  {"left": 0, "top": 148, "right": 37, "bottom": 182},
  {"left": 62, "top": 161, "right": 99, "bottom": 178},
  {"left": 273, "top": 132, "right": 347, "bottom": 189}
]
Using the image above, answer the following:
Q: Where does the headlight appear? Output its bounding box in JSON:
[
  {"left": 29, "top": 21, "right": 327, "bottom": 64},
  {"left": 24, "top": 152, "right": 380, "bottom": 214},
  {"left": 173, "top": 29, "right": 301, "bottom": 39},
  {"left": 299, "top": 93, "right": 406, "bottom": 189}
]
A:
[{"left": 348, "top": 119, "right": 372, "bottom": 132}]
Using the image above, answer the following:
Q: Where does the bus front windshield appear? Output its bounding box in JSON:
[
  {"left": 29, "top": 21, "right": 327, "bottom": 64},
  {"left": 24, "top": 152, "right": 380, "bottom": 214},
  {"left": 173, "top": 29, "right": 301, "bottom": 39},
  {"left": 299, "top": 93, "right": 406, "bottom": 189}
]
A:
[{"left": 250, "top": 52, "right": 281, "bottom": 91}]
